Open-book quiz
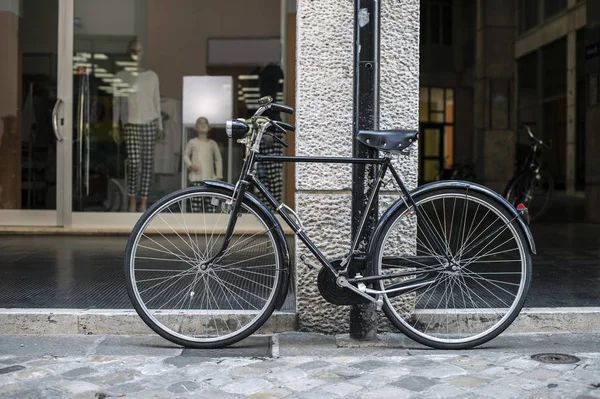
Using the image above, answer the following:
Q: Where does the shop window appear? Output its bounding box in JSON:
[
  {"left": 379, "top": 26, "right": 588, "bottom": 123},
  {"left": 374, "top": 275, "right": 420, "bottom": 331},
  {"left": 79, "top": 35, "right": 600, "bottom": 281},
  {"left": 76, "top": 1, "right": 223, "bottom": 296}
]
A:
[
  {"left": 445, "top": 89, "right": 454, "bottom": 124},
  {"left": 430, "top": 88, "right": 445, "bottom": 123},
  {"left": 418, "top": 87, "right": 455, "bottom": 183},
  {"left": 419, "top": 88, "right": 429, "bottom": 122}
]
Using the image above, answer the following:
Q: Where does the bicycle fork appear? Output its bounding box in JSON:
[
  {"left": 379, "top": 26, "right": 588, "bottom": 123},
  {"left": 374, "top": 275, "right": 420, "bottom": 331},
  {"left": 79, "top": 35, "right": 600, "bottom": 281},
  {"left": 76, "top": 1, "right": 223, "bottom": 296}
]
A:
[{"left": 201, "top": 178, "right": 250, "bottom": 268}]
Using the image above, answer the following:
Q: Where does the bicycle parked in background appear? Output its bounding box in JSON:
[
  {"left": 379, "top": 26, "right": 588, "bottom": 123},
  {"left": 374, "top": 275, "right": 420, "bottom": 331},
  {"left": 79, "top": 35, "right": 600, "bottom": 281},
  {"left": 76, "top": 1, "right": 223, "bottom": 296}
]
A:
[{"left": 504, "top": 124, "right": 554, "bottom": 222}]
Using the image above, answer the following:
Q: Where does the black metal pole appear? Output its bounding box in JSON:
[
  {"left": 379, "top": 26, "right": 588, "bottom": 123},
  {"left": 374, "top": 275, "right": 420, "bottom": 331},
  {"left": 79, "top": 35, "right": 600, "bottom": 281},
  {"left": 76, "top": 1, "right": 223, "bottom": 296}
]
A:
[{"left": 350, "top": 0, "right": 380, "bottom": 341}]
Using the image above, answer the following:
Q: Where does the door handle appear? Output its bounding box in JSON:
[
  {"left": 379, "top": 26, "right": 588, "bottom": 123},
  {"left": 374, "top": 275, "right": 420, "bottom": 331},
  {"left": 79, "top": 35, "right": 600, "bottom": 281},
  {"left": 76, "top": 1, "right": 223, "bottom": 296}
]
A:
[{"left": 52, "top": 98, "right": 64, "bottom": 142}]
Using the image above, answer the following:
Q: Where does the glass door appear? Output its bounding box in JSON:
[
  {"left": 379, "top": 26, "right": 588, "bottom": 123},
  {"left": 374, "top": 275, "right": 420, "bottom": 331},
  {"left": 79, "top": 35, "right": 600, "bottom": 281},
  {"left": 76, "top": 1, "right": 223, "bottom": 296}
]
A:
[
  {"left": 0, "top": 0, "right": 73, "bottom": 226},
  {"left": 69, "top": 0, "right": 160, "bottom": 227}
]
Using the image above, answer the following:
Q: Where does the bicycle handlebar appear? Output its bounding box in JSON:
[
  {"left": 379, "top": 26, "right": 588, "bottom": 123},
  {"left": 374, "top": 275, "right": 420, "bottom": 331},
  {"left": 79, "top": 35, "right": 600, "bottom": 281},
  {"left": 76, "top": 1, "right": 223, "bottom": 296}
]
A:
[
  {"left": 521, "top": 124, "right": 551, "bottom": 149},
  {"left": 269, "top": 103, "right": 294, "bottom": 115}
]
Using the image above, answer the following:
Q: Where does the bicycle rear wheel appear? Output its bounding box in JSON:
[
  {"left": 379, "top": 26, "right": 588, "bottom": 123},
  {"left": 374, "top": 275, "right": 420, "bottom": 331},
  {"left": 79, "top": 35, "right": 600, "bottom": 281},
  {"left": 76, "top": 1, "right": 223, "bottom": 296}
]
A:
[
  {"left": 372, "top": 186, "right": 531, "bottom": 349},
  {"left": 125, "top": 186, "right": 286, "bottom": 348}
]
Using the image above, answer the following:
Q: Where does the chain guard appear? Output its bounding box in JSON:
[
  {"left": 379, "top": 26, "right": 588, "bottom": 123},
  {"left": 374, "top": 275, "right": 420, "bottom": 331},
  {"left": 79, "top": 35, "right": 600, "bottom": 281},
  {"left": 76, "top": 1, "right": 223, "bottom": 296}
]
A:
[{"left": 317, "top": 259, "right": 370, "bottom": 305}]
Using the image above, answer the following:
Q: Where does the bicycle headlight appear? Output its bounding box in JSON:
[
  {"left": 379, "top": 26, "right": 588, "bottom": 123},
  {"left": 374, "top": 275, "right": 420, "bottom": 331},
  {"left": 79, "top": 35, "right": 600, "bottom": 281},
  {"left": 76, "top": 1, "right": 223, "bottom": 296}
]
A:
[{"left": 226, "top": 119, "right": 250, "bottom": 139}]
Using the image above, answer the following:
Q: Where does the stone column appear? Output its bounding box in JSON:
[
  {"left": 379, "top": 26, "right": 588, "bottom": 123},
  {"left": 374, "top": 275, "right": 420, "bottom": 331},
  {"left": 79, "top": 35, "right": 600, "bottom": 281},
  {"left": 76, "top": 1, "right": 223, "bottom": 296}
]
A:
[
  {"left": 294, "top": 0, "right": 419, "bottom": 333},
  {"left": 0, "top": 0, "right": 21, "bottom": 209},
  {"left": 473, "top": 0, "right": 516, "bottom": 193},
  {"left": 585, "top": 0, "right": 600, "bottom": 222}
]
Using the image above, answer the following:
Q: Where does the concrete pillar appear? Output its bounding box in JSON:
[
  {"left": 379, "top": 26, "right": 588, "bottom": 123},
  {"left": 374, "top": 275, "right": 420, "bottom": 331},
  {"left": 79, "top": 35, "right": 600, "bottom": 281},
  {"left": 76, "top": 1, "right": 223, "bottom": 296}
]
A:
[
  {"left": 473, "top": 0, "right": 516, "bottom": 193},
  {"left": 585, "top": 0, "right": 600, "bottom": 222},
  {"left": 0, "top": 0, "right": 22, "bottom": 209},
  {"left": 295, "top": 0, "right": 419, "bottom": 333},
  {"left": 566, "top": 30, "right": 577, "bottom": 195}
]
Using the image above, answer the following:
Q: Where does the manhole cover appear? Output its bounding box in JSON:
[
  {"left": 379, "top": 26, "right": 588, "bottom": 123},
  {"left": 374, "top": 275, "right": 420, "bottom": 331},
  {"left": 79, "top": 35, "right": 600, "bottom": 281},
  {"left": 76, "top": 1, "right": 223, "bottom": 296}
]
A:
[
  {"left": 181, "top": 336, "right": 273, "bottom": 358},
  {"left": 531, "top": 353, "right": 580, "bottom": 364}
]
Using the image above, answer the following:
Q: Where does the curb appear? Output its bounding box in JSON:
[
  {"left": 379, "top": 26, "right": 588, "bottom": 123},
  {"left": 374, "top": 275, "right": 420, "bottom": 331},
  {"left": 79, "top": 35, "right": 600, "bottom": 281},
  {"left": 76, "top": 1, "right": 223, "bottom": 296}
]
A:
[
  {"left": 508, "top": 307, "right": 600, "bottom": 333},
  {"left": 0, "top": 309, "right": 297, "bottom": 335},
  {"left": 0, "top": 308, "right": 599, "bottom": 335}
]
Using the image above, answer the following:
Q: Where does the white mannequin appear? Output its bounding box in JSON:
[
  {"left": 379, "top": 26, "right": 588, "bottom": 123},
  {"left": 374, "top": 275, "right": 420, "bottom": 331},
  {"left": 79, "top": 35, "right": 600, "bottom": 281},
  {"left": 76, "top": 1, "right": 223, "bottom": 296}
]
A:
[
  {"left": 183, "top": 117, "right": 223, "bottom": 183},
  {"left": 111, "top": 39, "right": 164, "bottom": 212}
]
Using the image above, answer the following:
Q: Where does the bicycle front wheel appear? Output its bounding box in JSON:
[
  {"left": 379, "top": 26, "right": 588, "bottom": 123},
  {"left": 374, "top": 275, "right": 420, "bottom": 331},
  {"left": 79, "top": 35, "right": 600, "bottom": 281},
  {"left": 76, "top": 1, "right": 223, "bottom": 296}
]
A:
[
  {"left": 125, "top": 186, "right": 286, "bottom": 348},
  {"left": 373, "top": 186, "right": 531, "bottom": 349}
]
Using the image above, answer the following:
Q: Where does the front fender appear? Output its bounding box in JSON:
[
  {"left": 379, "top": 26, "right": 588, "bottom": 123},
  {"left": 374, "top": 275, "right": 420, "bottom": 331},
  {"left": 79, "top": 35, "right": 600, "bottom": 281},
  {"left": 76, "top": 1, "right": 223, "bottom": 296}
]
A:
[
  {"left": 201, "top": 180, "right": 291, "bottom": 311},
  {"left": 369, "top": 181, "right": 536, "bottom": 259}
]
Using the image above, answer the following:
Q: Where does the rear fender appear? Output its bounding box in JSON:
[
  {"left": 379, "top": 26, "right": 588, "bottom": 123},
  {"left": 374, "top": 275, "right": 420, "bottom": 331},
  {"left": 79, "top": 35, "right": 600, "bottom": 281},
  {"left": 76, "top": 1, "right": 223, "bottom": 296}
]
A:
[{"left": 367, "top": 181, "right": 536, "bottom": 273}]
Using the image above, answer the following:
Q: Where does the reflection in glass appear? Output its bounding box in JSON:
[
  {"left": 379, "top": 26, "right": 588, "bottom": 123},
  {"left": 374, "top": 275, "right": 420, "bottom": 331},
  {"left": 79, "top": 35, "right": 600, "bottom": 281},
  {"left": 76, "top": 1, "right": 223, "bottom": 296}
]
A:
[
  {"left": 430, "top": 88, "right": 444, "bottom": 112},
  {"left": 2, "top": 0, "right": 59, "bottom": 210},
  {"left": 424, "top": 160, "right": 440, "bottom": 182},
  {"left": 444, "top": 126, "right": 454, "bottom": 168},
  {"left": 424, "top": 128, "right": 440, "bottom": 157},
  {"left": 445, "top": 88, "right": 454, "bottom": 123},
  {"left": 419, "top": 87, "right": 429, "bottom": 122}
]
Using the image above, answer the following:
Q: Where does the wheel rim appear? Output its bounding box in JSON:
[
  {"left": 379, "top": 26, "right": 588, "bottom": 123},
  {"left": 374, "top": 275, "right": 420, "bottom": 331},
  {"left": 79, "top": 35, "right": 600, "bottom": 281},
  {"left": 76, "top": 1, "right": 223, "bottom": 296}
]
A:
[
  {"left": 378, "top": 192, "right": 528, "bottom": 345},
  {"left": 129, "top": 191, "right": 281, "bottom": 343}
]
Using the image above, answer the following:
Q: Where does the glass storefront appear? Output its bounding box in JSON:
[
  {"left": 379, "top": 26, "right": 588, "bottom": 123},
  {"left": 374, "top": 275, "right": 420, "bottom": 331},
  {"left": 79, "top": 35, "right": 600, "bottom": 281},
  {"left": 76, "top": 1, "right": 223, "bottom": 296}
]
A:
[
  {"left": 0, "top": 0, "right": 290, "bottom": 227},
  {"left": 0, "top": 0, "right": 69, "bottom": 226}
]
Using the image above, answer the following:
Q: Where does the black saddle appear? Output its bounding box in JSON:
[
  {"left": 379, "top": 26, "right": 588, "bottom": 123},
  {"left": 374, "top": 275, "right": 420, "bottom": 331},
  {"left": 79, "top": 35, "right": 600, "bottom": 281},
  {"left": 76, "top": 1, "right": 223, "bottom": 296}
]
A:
[{"left": 357, "top": 130, "right": 419, "bottom": 152}]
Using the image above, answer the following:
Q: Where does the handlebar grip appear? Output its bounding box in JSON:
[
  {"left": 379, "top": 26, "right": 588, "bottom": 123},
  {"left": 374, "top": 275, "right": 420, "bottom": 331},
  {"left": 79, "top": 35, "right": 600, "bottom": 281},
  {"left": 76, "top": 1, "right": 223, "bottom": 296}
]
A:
[
  {"left": 276, "top": 121, "right": 296, "bottom": 132},
  {"left": 270, "top": 103, "right": 294, "bottom": 115}
]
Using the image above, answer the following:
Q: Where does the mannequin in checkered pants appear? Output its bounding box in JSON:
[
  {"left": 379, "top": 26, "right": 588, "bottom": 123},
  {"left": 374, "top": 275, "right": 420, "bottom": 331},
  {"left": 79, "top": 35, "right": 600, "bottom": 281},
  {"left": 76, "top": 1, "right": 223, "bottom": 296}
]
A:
[{"left": 111, "top": 39, "right": 163, "bottom": 212}]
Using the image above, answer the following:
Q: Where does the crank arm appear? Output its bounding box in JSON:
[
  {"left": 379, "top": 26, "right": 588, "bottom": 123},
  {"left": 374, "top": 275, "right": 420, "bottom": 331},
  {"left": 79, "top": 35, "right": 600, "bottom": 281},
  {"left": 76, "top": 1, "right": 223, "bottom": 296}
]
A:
[{"left": 336, "top": 276, "right": 378, "bottom": 305}]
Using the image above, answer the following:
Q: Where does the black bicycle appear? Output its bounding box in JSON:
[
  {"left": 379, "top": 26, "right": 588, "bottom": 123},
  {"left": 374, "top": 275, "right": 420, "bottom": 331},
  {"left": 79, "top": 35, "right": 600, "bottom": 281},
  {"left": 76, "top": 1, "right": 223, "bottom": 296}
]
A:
[
  {"left": 125, "top": 97, "right": 535, "bottom": 350},
  {"left": 504, "top": 124, "right": 554, "bottom": 222}
]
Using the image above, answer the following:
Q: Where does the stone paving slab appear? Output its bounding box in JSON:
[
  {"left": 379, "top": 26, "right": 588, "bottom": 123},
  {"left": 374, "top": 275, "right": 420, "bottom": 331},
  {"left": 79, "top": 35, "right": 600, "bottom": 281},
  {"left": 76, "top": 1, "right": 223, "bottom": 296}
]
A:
[{"left": 0, "top": 333, "right": 599, "bottom": 398}]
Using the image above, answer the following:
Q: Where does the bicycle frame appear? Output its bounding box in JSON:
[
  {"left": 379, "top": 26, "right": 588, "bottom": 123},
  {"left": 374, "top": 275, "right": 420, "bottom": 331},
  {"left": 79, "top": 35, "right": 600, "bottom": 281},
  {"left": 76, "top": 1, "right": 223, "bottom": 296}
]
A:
[{"left": 208, "top": 152, "right": 450, "bottom": 294}]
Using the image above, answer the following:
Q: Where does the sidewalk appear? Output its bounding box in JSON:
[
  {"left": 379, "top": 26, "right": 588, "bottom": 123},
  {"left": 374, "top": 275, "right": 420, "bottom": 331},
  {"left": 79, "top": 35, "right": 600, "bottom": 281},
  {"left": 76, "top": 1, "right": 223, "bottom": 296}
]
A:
[{"left": 1, "top": 332, "right": 599, "bottom": 398}]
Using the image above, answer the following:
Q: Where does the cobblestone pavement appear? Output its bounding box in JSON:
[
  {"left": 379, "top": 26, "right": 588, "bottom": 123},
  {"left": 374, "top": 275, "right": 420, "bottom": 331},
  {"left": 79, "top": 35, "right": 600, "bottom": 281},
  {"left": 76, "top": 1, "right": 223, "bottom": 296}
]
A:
[{"left": 0, "top": 333, "right": 599, "bottom": 398}]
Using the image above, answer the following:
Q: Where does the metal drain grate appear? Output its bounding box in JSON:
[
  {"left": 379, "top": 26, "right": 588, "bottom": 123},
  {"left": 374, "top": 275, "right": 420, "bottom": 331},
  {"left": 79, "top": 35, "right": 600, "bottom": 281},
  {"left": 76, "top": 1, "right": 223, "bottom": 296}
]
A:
[
  {"left": 531, "top": 353, "right": 580, "bottom": 364},
  {"left": 181, "top": 336, "right": 273, "bottom": 358}
]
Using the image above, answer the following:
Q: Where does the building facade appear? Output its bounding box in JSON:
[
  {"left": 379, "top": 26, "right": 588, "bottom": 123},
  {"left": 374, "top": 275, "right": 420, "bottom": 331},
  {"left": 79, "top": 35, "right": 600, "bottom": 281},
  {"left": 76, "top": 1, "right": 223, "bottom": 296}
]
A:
[{"left": 0, "top": 0, "right": 599, "bottom": 334}]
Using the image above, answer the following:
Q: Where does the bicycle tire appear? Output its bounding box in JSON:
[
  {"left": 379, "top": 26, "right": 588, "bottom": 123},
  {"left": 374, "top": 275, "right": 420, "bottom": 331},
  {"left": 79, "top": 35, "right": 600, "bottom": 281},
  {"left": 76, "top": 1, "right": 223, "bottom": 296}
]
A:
[
  {"left": 371, "top": 185, "right": 532, "bottom": 349},
  {"left": 125, "top": 185, "right": 287, "bottom": 348}
]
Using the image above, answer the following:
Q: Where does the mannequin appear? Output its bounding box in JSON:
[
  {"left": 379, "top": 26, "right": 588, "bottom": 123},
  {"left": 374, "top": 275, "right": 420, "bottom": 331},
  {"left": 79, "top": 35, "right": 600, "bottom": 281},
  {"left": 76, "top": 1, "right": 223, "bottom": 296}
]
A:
[
  {"left": 111, "top": 39, "right": 163, "bottom": 212},
  {"left": 183, "top": 117, "right": 223, "bottom": 212}
]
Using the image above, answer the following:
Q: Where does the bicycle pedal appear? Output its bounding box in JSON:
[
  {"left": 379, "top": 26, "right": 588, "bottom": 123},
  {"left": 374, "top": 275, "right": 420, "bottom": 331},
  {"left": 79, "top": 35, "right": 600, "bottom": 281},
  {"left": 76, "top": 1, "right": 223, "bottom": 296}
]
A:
[{"left": 300, "top": 254, "right": 321, "bottom": 270}]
